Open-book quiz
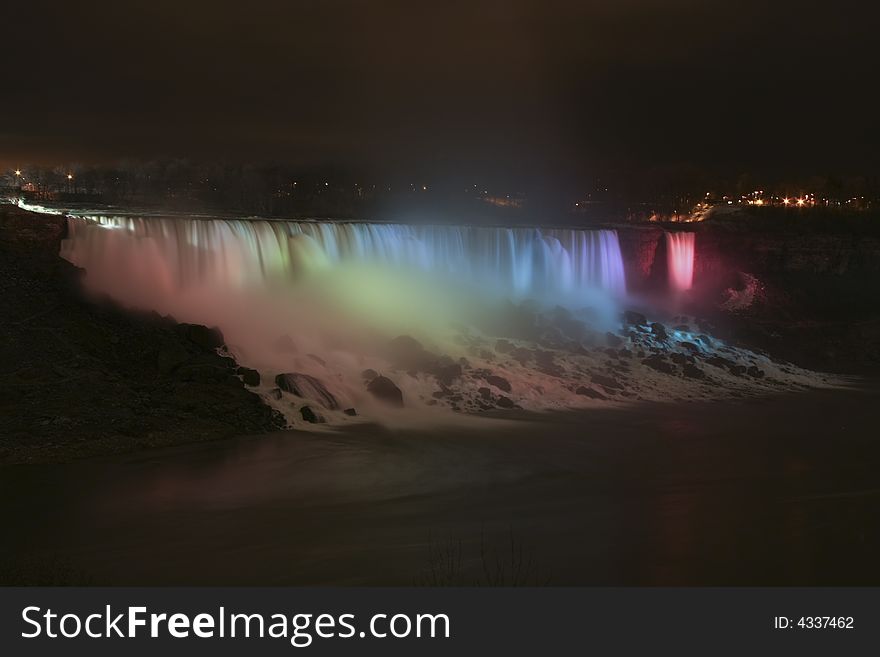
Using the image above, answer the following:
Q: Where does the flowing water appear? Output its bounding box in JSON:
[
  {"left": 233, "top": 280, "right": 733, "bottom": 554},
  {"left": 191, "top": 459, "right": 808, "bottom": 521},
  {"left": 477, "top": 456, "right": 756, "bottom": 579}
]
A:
[{"left": 666, "top": 231, "right": 696, "bottom": 292}]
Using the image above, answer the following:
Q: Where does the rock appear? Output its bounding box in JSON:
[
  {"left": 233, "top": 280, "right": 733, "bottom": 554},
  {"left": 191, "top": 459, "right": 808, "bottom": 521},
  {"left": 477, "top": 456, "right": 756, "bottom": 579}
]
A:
[
  {"left": 273, "top": 334, "right": 298, "bottom": 353},
  {"left": 176, "top": 323, "right": 225, "bottom": 350},
  {"left": 236, "top": 366, "right": 260, "bottom": 387},
  {"left": 623, "top": 310, "right": 648, "bottom": 327},
  {"left": 157, "top": 343, "right": 190, "bottom": 375},
  {"left": 605, "top": 332, "right": 622, "bottom": 347},
  {"left": 268, "top": 387, "right": 283, "bottom": 400},
  {"left": 679, "top": 341, "right": 700, "bottom": 353},
  {"left": 485, "top": 375, "right": 512, "bottom": 393},
  {"left": 495, "top": 339, "right": 514, "bottom": 354},
  {"left": 431, "top": 357, "right": 462, "bottom": 386},
  {"left": 650, "top": 322, "right": 668, "bottom": 340},
  {"left": 706, "top": 356, "right": 735, "bottom": 370},
  {"left": 670, "top": 353, "right": 687, "bottom": 365},
  {"left": 618, "top": 348, "right": 633, "bottom": 358},
  {"left": 299, "top": 406, "right": 325, "bottom": 423},
  {"left": 387, "top": 335, "right": 431, "bottom": 369},
  {"left": 747, "top": 366, "right": 765, "bottom": 378},
  {"left": 730, "top": 365, "right": 747, "bottom": 376},
  {"left": 576, "top": 386, "right": 607, "bottom": 400},
  {"left": 682, "top": 364, "right": 705, "bottom": 379},
  {"left": 642, "top": 354, "right": 676, "bottom": 374},
  {"left": 343, "top": 407, "right": 357, "bottom": 416},
  {"left": 275, "top": 372, "right": 339, "bottom": 409},
  {"left": 367, "top": 375, "right": 404, "bottom": 407},
  {"left": 590, "top": 373, "right": 623, "bottom": 389},
  {"left": 361, "top": 368, "right": 378, "bottom": 381},
  {"left": 495, "top": 396, "right": 515, "bottom": 408},
  {"left": 478, "top": 387, "right": 492, "bottom": 400}
]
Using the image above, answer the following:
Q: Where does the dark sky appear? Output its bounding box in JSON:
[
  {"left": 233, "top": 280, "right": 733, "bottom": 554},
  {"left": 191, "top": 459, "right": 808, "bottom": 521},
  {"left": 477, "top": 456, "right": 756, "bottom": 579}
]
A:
[{"left": 2, "top": 0, "right": 876, "bottom": 187}]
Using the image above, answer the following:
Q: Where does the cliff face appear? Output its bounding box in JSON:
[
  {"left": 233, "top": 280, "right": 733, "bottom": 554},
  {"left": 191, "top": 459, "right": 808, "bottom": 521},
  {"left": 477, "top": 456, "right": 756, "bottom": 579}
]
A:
[{"left": 617, "top": 209, "right": 880, "bottom": 372}]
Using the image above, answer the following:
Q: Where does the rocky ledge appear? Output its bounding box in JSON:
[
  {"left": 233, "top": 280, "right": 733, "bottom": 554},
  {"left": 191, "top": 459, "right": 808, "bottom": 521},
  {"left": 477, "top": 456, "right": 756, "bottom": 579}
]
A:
[{"left": 0, "top": 203, "right": 284, "bottom": 464}]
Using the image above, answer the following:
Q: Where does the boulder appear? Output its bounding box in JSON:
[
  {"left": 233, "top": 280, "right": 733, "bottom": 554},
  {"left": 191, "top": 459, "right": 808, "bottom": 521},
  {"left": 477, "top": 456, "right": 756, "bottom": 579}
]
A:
[
  {"left": 623, "top": 310, "right": 648, "bottom": 327},
  {"left": 268, "top": 388, "right": 283, "bottom": 400},
  {"left": 495, "top": 396, "right": 515, "bottom": 409},
  {"left": 485, "top": 375, "right": 512, "bottom": 393},
  {"left": 367, "top": 375, "right": 404, "bottom": 407},
  {"left": 361, "top": 368, "right": 379, "bottom": 381},
  {"left": 275, "top": 372, "right": 339, "bottom": 409},
  {"left": 299, "top": 406, "right": 325, "bottom": 423},
  {"left": 343, "top": 407, "right": 357, "bottom": 416},
  {"left": 682, "top": 364, "right": 705, "bottom": 379},
  {"left": 236, "top": 366, "right": 260, "bottom": 387},
  {"left": 747, "top": 366, "right": 765, "bottom": 378},
  {"left": 650, "top": 322, "right": 668, "bottom": 340},
  {"left": 642, "top": 354, "right": 676, "bottom": 374},
  {"left": 706, "top": 356, "right": 735, "bottom": 370},
  {"left": 431, "top": 357, "right": 462, "bottom": 386},
  {"left": 387, "top": 335, "right": 431, "bottom": 370},
  {"left": 576, "top": 386, "right": 607, "bottom": 400},
  {"left": 679, "top": 341, "right": 700, "bottom": 353}
]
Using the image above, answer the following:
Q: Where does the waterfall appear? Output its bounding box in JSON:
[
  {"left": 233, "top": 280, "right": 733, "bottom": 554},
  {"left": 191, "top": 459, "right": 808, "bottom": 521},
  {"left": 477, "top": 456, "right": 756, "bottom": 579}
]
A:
[
  {"left": 666, "top": 231, "right": 695, "bottom": 292},
  {"left": 61, "top": 215, "right": 628, "bottom": 303}
]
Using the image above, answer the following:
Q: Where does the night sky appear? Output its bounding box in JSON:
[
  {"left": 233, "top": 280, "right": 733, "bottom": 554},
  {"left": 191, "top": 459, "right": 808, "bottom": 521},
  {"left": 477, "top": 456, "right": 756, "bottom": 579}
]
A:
[{"left": 2, "top": 0, "right": 876, "bottom": 187}]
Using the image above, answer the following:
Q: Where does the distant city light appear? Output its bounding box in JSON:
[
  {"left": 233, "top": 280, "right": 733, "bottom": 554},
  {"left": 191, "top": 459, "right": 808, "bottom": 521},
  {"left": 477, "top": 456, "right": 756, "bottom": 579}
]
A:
[
  {"left": 67, "top": 173, "right": 73, "bottom": 180},
  {"left": 15, "top": 169, "right": 22, "bottom": 176}
]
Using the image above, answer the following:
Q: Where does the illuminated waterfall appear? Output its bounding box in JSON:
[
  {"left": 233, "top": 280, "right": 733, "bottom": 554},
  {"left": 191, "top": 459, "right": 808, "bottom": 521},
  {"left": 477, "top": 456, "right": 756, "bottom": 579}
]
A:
[
  {"left": 666, "top": 231, "right": 695, "bottom": 292},
  {"left": 61, "top": 215, "right": 628, "bottom": 302}
]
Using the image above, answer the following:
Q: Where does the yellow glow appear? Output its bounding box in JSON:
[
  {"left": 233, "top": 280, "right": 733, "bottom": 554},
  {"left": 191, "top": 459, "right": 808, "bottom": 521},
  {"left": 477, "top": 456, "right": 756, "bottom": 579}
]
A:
[
  {"left": 783, "top": 198, "right": 790, "bottom": 205},
  {"left": 67, "top": 174, "right": 73, "bottom": 180},
  {"left": 15, "top": 169, "right": 22, "bottom": 176},
  {"left": 755, "top": 199, "right": 764, "bottom": 206}
]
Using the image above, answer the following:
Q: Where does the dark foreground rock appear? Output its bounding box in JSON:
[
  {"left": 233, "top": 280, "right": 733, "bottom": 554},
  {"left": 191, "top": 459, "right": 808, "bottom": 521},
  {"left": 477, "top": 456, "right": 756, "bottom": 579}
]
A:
[
  {"left": 366, "top": 375, "right": 404, "bottom": 407},
  {"left": 0, "top": 204, "right": 284, "bottom": 464},
  {"left": 299, "top": 406, "right": 325, "bottom": 423}
]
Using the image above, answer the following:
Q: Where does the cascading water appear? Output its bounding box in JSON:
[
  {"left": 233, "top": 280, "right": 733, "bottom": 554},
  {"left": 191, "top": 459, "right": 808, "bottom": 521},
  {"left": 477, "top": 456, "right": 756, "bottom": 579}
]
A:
[
  {"left": 61, "top": 215, "right": 628, "bottom": 303},
  {"left": 666, "top": 232, "right": 695, "bottom": 292},
  {"left": 38, "top": 205, "right": 826, "bottom": 424}
]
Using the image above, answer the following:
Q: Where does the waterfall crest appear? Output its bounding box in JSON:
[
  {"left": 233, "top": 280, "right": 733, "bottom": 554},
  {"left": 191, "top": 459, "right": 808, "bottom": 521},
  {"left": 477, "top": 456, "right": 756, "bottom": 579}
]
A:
[{"left": 62, "top": 216, "right": 627, "bottom": 302}]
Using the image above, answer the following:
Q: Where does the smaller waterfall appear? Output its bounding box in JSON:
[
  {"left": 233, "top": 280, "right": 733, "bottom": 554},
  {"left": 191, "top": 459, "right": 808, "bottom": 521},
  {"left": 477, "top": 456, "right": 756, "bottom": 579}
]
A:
[{"left": 666, "top": 232, "right": 695, "bottom": 292}]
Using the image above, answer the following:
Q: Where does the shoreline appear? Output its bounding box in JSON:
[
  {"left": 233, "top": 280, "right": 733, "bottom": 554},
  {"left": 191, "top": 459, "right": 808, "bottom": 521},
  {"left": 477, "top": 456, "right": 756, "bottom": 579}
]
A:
[{"left": 0, "top": 204, "right": 284, "bottom": 465}]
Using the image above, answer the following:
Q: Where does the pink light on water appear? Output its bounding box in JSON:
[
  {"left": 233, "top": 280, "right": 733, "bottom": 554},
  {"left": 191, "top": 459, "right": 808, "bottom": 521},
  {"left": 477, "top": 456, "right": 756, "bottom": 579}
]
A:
[{"left": 666, "top": 232, "right": 695, "bottom": 292}]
